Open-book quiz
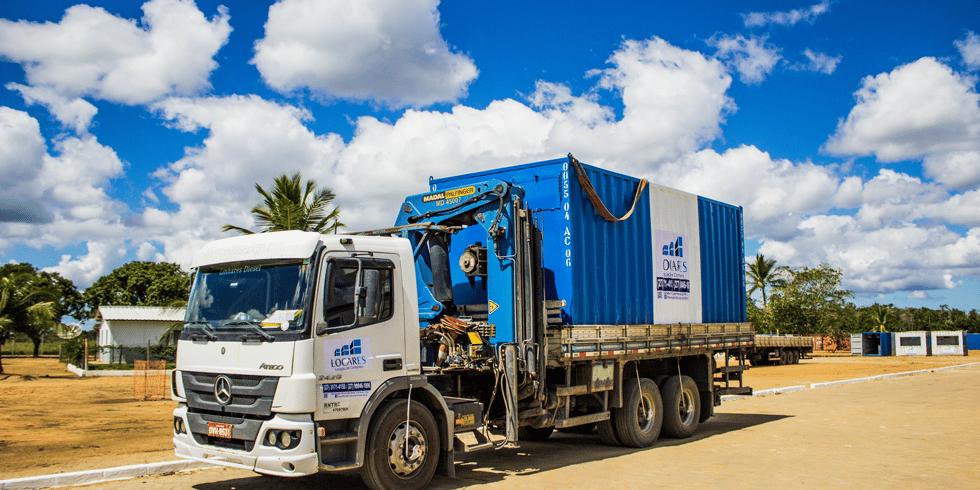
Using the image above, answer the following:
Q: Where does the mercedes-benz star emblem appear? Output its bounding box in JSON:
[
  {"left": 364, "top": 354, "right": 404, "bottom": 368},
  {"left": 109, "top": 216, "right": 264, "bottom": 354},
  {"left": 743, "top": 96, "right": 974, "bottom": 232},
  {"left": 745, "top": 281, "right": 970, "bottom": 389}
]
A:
[{"left": 214, "top": 375, "right": 232, "bottom": 405}]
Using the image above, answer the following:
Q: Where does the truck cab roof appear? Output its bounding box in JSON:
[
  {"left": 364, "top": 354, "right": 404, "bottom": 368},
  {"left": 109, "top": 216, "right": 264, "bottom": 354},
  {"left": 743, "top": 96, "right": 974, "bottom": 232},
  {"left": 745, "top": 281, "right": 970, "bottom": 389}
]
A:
[{"left": 190, "top": 231, "right": 406, "bottom": 269}]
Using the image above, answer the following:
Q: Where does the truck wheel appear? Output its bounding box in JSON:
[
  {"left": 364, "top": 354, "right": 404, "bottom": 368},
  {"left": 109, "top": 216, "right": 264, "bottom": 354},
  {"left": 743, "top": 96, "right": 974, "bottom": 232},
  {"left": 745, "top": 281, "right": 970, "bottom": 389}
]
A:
[
  {"left": 790, "top": 350, "right": 799, "bottom": 364},
  {"left": 598, "top": 410, "right": 623, "bottom": 446},
  {"left": 361, "top": 398, "right": 440, "bottom": 490},
  {"left": 518, "top": 426, "right": 555, "bottom": 441},
  {"left": 661, "top": 376, "right": 700, "bottom": 439},
  {"left": 614, "top": 378, "right": 663, "bottom": 448},
  {"left": 778, "top": 349, "right": 788, "bottom": 366}
]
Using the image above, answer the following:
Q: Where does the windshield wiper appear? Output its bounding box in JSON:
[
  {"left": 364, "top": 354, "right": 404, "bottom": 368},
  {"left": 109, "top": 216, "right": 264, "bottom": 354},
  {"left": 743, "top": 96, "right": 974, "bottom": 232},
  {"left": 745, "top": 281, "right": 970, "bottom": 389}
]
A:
[
  {"left": 185, "top": 321, "right": 217, "bottom": 341},
  {"left": 225, "top": 320, "right": 275, "bottom": 342}
]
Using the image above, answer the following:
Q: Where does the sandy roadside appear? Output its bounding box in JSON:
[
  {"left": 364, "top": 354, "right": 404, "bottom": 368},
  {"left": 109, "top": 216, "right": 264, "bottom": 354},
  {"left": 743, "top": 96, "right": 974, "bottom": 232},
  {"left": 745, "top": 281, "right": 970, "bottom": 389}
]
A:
[{"left": 1, "top": 352, "right": 977, "bottom": 481}]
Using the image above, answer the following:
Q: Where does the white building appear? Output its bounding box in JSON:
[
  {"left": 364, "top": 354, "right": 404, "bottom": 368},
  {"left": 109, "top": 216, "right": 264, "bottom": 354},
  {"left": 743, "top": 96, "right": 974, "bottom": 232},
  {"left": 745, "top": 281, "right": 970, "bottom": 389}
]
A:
[{"left": 97, "top": 306, "right": 186, "bottom": 363}]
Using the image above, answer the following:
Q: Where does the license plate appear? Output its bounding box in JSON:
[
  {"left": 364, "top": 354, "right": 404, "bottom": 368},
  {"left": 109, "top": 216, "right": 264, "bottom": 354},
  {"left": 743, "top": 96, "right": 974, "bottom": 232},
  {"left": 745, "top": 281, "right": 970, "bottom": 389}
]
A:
[{"left": 207, "top": 422, "right": 233, "bottom": 439}]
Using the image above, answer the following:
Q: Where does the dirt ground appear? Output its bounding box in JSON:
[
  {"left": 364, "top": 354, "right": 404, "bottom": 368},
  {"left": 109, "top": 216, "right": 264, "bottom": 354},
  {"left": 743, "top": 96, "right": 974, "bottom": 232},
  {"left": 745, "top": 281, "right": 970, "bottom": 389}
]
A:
[{"left": 0, "top": 352, "right": 977, "bottom": 483}]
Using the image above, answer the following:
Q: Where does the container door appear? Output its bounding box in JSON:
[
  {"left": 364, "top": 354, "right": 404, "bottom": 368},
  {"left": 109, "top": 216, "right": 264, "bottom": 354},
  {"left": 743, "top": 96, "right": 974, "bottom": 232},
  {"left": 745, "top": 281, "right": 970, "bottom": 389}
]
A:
[
  {"left": 850, "top": 334, "right": 862, "bottom": 356},
  {"left": 313, "top": 252, "right": 405, "bottom": 420}
]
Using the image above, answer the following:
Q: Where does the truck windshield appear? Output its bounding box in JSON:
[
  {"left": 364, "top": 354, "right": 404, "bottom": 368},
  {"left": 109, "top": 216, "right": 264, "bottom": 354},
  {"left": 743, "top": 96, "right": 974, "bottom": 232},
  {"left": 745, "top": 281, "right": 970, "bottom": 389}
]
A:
[{"left": 183, "top": 260, "right": 312, "bottom": 340}]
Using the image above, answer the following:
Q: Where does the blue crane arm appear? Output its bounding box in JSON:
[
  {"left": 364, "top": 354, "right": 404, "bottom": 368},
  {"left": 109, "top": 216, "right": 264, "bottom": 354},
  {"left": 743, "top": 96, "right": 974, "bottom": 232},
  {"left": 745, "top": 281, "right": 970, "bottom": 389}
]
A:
[{"left": 385, "top": 180, "right": 522, "bottom": 323}]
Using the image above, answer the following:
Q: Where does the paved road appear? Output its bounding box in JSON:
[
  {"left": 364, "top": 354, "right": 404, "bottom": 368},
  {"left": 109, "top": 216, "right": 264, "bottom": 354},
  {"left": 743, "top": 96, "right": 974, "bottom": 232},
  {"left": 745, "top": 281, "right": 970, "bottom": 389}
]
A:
[{"left": 71, "top": 365, "right": 980, "bottom": 489}]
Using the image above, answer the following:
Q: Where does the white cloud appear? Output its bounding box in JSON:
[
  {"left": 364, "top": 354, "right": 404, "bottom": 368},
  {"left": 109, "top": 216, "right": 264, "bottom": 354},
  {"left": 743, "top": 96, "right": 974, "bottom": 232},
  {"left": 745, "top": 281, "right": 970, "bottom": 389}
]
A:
[
  {"left": 43, "top": 241, "right": 126, "bottom": 287},
  {"left": 252, "top": 0, "right": 477, "bottom": 108},
  {"left": 6, "top": 83, "right": 98, "bottom": 133},
  {"left": 0, "top": 109, "right": 127, "bottom": 225},
  {"left": 955, "top": 31, "right": 980, "bottom": 70},
  {"left": 745, "top": 166, "right": 980, "bottom": 294},
  {"left": 742, "top": 1, "right": 833, "bottom": 28},
  {"left": 0, "top": 107, "right": 47, "bottom": 222},
  {"left": 652, "top": 144, "right": 980, "bottom": 295},
  {"left": 0, "top": 0, "right": 230, "bottom": 105},
  {"left": 134, "top": 37, "right": 735, "bottom": 268},
  {"left": 6, "top": 29, "right": 977, "bottom": 300},
  {"left": 823, "top": 57, "right": 980, "bottom": 188},
  {"left": 788, "top": 49, "right": 841, "bottom": 74},
  {"left": 655, "top": 145, "right": 841, "bottom": 241},
  {"left": 146, "top": 94, "right": 346, "bottom": 264},
  {"left": 707, "top": 34, "right": 781, "bottom": 84},
  {"left": 0, "top": 107, "right": 130, "bottom": 284},
  {"left": 921, "top": 188, "right": 980, "bottom": 228}
]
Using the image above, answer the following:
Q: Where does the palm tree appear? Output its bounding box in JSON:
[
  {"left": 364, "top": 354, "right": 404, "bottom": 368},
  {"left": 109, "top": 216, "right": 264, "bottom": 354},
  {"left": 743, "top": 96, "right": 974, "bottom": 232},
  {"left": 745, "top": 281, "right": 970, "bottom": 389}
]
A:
[
  {"left": 0, "top": 275, "right": 58, "bottom": 373},
  {"left": 223, "top": 172, "right": 344, "bottom": 234},
  {"left": 870, "top": 303, "right": 891, "bottom": 332},
  {"left": 745, "top": 254, "right": 787, "bottom": 309}
]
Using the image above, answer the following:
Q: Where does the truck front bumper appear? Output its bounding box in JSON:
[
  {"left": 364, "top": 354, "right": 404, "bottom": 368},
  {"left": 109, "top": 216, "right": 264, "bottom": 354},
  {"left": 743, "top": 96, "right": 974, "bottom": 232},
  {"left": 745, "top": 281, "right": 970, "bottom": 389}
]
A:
[{"left": 172, "top": 405, "right": 319, "bottom": 477}]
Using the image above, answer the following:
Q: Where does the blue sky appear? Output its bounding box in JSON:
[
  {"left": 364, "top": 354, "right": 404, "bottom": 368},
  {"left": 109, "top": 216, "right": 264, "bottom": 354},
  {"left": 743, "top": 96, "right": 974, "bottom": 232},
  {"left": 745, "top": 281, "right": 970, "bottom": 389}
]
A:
[{"left": 1, "top": 0, "right": 979, "bottom": 314}]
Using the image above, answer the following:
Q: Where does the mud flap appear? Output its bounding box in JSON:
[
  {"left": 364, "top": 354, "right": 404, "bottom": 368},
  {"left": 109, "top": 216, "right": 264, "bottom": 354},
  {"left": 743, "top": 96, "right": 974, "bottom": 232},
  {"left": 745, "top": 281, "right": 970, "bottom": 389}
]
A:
[{"left": 438, "top": 448, "right": 455, "bottom": 478}]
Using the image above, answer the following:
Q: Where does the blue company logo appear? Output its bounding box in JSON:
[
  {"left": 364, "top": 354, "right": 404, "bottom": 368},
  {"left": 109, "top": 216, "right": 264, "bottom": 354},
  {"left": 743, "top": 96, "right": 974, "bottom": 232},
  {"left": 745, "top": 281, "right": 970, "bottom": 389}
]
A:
[
  {"left": 662, "top": 236, "right": 683, "bottom": 257},
  {"left": 331, "top": 339, "right": 367, "bottom": 369},
  {"left": 661, "top": 236, "right": 688, "bottom": 274},
  {"left": 334, "top": 339, "right": 362, "bottom": 357}
]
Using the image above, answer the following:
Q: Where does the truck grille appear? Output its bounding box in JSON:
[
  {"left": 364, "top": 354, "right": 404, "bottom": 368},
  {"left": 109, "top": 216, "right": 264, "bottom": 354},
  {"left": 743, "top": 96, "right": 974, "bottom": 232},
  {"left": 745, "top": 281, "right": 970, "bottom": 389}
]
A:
[
  {"left": 182, "top": 372, "right": 279, "bottom": 451},
  {"left": 182, "top": 371, "right": 278, "bottom": 417}
]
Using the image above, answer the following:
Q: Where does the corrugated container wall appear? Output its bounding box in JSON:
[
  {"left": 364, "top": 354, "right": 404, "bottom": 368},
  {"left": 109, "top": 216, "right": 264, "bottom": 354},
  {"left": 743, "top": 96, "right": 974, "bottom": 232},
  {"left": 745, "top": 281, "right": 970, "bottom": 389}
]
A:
[
  {"left": 428, "top": 157, "right": 745, "bottom": 326},
  {"left": 698, "top": 197, "right": 747, "bottom": 323}
]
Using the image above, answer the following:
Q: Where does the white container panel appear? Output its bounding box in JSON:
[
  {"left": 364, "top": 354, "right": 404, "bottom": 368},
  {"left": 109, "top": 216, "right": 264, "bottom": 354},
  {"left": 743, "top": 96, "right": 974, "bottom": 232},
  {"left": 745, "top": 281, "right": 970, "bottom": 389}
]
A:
[
  {"left": 894, "top": 331, "right": 929, "bottom": 356},
  {"left": 850, "top": 334, "right": 862, "bottom": 356},
  {"left": 651, "top": 184, "right": 702, "bottom": 324},
  {"left": 930, "top": 330, "right": 967, "bottom": 356}
]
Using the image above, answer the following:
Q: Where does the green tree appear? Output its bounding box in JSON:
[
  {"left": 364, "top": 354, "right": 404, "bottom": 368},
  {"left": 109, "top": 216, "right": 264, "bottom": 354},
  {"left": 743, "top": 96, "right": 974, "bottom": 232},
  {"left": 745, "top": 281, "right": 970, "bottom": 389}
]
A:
[
  {"left": 0, "top": 274, "right": 58, "bottom": 368},
  {"left": 222, "top": 172, "right": 343, "bottom": 234},
  {"left": 0, "top": 264, "right": 81, "bottom": 360},
  {"left": 82, "top": 262, "right": 189, "bottom": 319},
  {"left": 767, "top": 264, "right": 854, "bottom": 336},
  {"left": 746, "top": 254, "right": 787, "bottom": 309},
  {"left": 953, "top": 309, "right": 980, "bottom": 333},
  {"left": 870, "top": 303, "right": 892, "bottom": 332}
]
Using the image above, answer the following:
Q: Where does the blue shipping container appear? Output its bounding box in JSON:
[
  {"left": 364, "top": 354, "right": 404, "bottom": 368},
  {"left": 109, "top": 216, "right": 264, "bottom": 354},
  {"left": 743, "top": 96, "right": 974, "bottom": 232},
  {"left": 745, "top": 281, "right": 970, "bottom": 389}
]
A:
[
  {"left": 428, "top": 156, "right": 746, "bottom": 327},
  {"left": 860, "top": 332, "right": 893, "bottom": 356},
  {"left": 968, "top": 333, "right": 980, "bottom": 351}
]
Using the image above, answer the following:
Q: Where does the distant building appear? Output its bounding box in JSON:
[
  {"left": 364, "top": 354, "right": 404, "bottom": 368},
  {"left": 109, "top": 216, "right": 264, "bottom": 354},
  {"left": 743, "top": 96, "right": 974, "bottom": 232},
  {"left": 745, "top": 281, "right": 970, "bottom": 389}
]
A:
[{"left": 96, "top": 306, "right": 185, "bottom": 363}]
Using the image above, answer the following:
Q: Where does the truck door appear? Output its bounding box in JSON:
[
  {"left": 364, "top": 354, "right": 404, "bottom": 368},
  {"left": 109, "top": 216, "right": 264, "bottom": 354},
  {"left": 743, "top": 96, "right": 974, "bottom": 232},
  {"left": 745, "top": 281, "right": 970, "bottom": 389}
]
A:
[{"left": 313, "top": 252, "right": 406, "bottom": 420}]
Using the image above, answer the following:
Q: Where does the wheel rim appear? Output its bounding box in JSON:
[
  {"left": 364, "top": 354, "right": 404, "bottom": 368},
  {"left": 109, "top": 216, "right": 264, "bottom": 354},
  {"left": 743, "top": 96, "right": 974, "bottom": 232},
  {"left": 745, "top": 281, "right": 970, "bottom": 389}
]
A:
[
  {"left": 635, "top": 391, "right": 657, "bottom": 432},
  {"left": 677, "top": 389, "right": 695, "bottom": 426},
  {"left": 387, "top": 421, "right": 427, "bottom": 477}
]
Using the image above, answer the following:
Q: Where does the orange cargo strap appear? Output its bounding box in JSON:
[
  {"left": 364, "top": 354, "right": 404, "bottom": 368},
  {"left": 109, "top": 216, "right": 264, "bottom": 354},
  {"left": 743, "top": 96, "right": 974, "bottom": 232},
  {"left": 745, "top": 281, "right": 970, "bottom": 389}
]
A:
[{"left": 568, "top": 153, "right": 648, "bottom": 222}]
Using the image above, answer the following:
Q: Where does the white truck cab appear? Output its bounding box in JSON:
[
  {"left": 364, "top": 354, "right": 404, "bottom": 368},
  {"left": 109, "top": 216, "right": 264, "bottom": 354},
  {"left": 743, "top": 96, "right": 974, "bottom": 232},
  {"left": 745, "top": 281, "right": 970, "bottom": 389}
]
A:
[{"left": 172, "top": 230, "right": 430, "bottom": 481}]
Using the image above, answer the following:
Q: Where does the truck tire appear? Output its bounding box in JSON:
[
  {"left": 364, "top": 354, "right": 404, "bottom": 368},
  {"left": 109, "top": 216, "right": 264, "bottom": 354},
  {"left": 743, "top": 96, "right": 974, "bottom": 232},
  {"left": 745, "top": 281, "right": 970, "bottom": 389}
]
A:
[
  {"left": 790, "top": 350, "right": 799, "bottom": 364},
  {"left": 518, "top": 426, "right": 555, "bottom": 441},
  {"left": 778, "top": 349, "right": 788, "bottom": 366},
  {"left": 614, "top": 378, "right": 663, "bottom": 448},
  {"left": 661, "top": 375, "right": 700, "bottom": 439},
  {"left": 598, "top": 410, "right": 623, "bottom": 446},
  {"left": 361, "top": 398, "right": 440, "bottom": 490}
]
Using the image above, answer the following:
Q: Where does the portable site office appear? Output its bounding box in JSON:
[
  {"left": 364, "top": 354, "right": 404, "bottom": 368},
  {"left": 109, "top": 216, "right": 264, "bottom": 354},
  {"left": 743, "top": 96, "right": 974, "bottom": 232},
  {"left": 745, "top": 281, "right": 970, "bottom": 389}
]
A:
[
  {"left": 931, "top": 330, "right": 968, "bottom": 356},
  {"left": 893, "top": 331, "right": 929, "bottom": 356}
]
